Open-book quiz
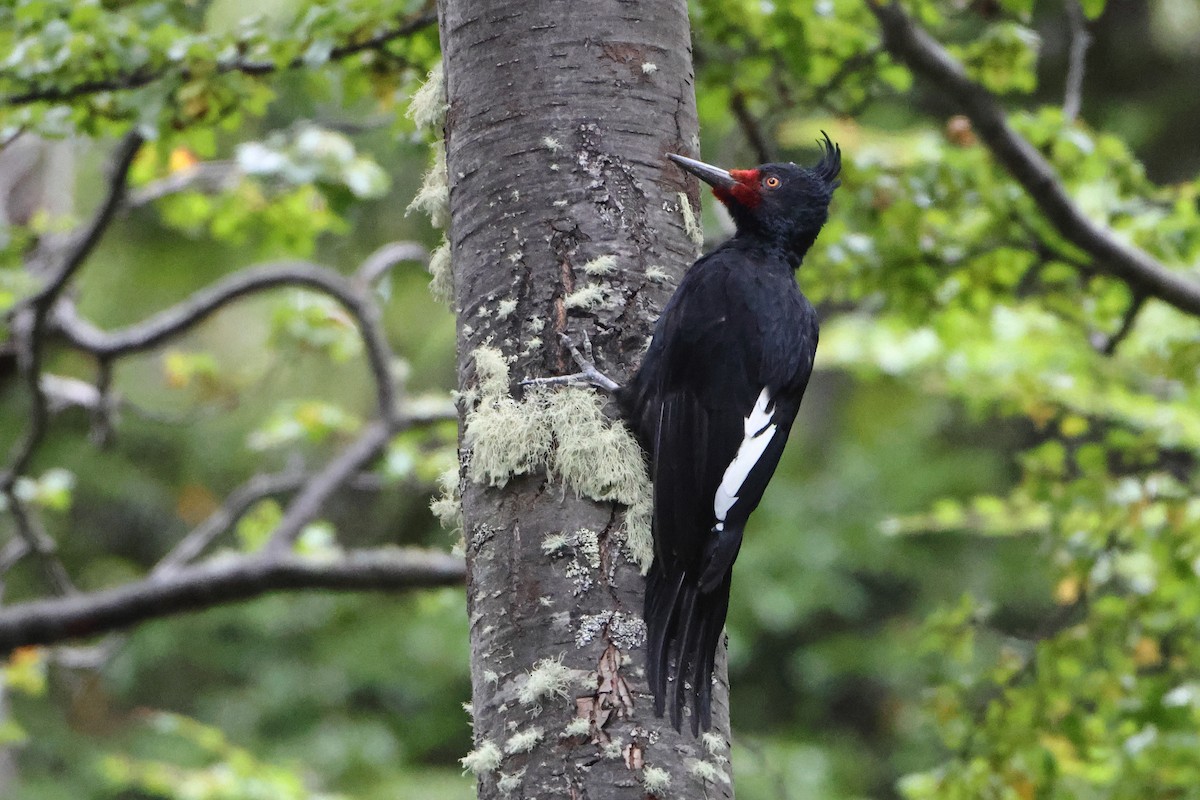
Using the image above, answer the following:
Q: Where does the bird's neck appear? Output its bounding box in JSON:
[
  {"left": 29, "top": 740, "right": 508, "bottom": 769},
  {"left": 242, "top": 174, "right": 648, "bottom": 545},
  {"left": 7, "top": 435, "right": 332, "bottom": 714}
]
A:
[{"left": 729, "top": 228, "right": 819, "bottom": 270}]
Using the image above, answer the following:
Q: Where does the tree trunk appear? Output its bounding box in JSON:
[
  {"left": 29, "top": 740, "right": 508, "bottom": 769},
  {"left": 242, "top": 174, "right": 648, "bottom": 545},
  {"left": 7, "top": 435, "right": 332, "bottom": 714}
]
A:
[{"left": 437, "top": 1, "right": 735, "bottom": 796}]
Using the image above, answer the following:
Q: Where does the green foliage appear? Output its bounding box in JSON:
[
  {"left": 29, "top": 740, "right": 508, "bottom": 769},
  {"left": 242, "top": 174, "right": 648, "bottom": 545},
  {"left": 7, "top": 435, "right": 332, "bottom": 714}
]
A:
[
  {"left": 99, "top": 712, "right": 346, "bottom": 800},
  {"left": 956, "top": 22, "right": 1041, "bottom": 94},
  {"left": 271, "top": 291, "right": 364, "bottom": 363},
  {"left": 6, "top": 468, "right": 77, "bottom": 513},
  {"left": 383, "top": 424, "right": 457, "bottom": 484},
  {"left": 247, "top": 400, "right": 362, "bottom": 451}
]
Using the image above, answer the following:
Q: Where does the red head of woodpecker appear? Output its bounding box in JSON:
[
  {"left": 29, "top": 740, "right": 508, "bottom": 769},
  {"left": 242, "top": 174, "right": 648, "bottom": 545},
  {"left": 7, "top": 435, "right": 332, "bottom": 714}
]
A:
[{"left": 667, "top": 132, "right": 841, "bottom": 264}]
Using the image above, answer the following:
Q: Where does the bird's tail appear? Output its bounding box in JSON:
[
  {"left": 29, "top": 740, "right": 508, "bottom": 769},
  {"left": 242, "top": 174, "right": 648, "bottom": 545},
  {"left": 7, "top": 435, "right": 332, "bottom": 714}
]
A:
[{"left": 644, "top": 561, "right": 732, "bottom": 734}]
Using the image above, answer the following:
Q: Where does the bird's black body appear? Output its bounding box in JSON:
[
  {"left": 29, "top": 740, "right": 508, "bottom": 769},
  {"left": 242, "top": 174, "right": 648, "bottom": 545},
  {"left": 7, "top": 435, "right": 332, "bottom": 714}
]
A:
[{"left": 619, "top": 137, "right": 840, "bottom": 732}]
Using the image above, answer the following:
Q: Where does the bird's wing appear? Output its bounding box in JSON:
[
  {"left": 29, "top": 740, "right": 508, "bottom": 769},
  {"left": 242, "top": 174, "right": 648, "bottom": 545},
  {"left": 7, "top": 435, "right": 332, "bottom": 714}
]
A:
[
  {"left": 632, "top": 254, "right": 817, "bottom": 731},
  {"left": 640, "top": 257, "right": 817, "bottom": 581}
]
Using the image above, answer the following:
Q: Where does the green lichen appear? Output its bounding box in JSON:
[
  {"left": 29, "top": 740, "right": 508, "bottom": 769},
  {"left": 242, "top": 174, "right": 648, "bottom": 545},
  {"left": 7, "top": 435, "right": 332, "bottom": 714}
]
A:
[
  {"left": 460, "top": 352, "right": 654, "bottom": 569},
  {"left": 686, "top": 762, "right": 729, "bottom": 786},
  {"left": 678, "top": 191, "right": 704, "bottom": 247},
  {"left": 601, "top": 737, "right": 624, "bottom": 759},
  {"left": 687, "top": 758, "right": 721, "bottom": 783},
  {"left": 518, "top": 655, "right": 573, "bottom": 706},
  {"left": 564, "top": 284, "right": 605, "bottom": 310},
  {"left": 520, "top": 336, "right": 543, "bottom": 357},
  {"left": 406, "top": 142, "right": 450, "bottom": 228},
  {"left": 496, "top": 298, "right": 518, "bottom": 319},
  {"left": 623, "top": 496, "right": 654, "bottom": 573},
  {"left": 542, "top": 390, "right": 648, "bottom": 506},
  {"left": 460, "top": 741, "right": 502, "bottom": 775},
  {"left": 645, "top": 265, "right": 670, "bottom": 283},
  {"left": 562, "top": 716, "right": 592, "bottom": 737},
  {"left": 429, "top": 467, "right": 462, "bottom": 535},
  {"left": 497, "top": 769, "right": 525, "bottom": 796},
  {"left": 642, "top": 765, "right": 671, "bottom": 793},
  {"left": 427, "top": 238, "right": 453, "bottom": 305},
  {"left": 541, "top": 532, "right": 571, "bottom": 556},
  {"left": 504, "top": 726, "right": 544, "bottom": 754},
  {"left": 701, "top": 731, "right": 729, "bottom": 763},
  {"left": 582, "top": 254, "right": 618, "bottom": 276},
  {"left": 406, "top": 63, "right": 448, "bottom": 130},
  {"left": 463, "top": 348, "right": 553, "bottom": 487}
]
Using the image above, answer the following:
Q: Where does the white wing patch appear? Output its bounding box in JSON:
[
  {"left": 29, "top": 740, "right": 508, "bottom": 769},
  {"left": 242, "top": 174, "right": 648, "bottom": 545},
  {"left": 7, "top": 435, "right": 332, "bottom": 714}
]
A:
[{"left": 713, "top": 387, "right": 777, "bottom": 522}]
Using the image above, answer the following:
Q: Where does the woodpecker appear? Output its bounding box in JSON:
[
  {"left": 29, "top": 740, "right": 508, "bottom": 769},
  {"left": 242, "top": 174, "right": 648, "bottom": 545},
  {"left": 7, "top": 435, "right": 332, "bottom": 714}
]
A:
[{"left": 620, "top": 136, "right": 841, "bottom": 732}]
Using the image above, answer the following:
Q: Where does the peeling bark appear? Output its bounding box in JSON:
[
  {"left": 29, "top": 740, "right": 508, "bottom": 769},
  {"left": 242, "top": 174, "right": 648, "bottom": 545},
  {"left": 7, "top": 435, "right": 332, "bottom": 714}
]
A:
[{"left": 437, "top": 1, "right": 735, "bottom": 796}]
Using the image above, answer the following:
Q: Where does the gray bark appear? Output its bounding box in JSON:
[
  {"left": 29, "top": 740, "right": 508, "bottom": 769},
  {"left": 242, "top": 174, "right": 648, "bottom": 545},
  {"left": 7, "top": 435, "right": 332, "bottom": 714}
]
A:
[{"left": 437, "top": 1, "right": 735, "bottom": 797}]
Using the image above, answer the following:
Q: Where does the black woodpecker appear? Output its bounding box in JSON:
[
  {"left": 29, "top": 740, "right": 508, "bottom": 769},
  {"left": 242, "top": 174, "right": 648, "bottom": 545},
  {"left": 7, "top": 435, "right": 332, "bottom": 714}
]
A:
[{"left": 619, "top": 135, "right": 841, "bottom": 733}]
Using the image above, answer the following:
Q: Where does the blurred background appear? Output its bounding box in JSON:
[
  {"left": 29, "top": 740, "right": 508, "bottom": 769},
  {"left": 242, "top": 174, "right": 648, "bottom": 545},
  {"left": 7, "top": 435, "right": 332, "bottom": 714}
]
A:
[{"left": 1, "top": 0, "right": 1198, "bottom": 798}]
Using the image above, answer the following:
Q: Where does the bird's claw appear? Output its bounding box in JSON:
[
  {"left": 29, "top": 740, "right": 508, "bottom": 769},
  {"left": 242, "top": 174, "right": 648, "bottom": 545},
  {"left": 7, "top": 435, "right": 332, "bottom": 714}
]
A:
[
  {"left": 559, "top": 331, "right": 597, "bottom": 372},
  {"left": 520, "top": 331, "right": 620, "bottom": 394}
]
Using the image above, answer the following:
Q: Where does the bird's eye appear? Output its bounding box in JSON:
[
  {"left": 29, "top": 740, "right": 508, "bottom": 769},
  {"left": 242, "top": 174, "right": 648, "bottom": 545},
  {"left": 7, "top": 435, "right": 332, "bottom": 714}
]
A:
[{"left": 764, "top": 176, "right": 781, "bottom": 188}]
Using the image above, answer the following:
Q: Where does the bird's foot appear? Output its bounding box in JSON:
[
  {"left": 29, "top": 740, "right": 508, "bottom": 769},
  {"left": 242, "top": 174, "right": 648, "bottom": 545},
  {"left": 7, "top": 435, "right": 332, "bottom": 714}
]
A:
[{"left": 520, "top": 332, "right": 620, "bottom": 394}]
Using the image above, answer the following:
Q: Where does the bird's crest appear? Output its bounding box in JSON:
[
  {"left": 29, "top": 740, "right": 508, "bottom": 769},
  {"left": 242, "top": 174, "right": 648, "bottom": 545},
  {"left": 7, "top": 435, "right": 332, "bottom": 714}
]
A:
[{"left": 814, "top": 131, "right": 841, "bottom": 188}]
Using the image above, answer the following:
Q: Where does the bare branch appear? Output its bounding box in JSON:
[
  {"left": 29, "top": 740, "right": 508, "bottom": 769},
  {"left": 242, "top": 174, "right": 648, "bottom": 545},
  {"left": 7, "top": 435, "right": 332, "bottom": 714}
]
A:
[
  {"left": 153, "top": 469, "right": 309, "bottom": 577},
  {"left": 728, "top": 90, "right": 773, "bottom": 164},
  {"left": 1062, "top": 0, "right": 1091, "bottom": 123},
  {"left": 1, "top": 310, "right": 49, "bottom": 486},
  {"left": 1, "top": 490, "right": 76, "bottom": 596},
  {"left": 162, "top": 394, "right": 453, "bottom": 565},
  {"left": 0, "top": 538, "right": 27, "bottom": 577},
  {"left": 1095, "top": 291, "right": 1146, "bottom": 356},
  {"left": 355, "top": 241, "right": 429, "bottom": 286},
  {"left": 53, "top": 260, "right": 400, "bottom": 422},
  {"left": 261, "top": 421, "right": 392, "bottom": 557},
  {"left": 1, "top": 12, "right": 437, "bottom": 108},
  {"left": 0, "top": 547, "right": 465, "bottom": 654},
  {"left": 1, "top": 133, "right": 143, "bottom": 489},
  {"left": 39, "top": 374, "right": 103, "bottom": 414},
  {"left": 125, "top": 161, "right": 242, "bottom": 207},
  {"left": 20, "top": 132, "right": 144, "bottom": 312},
  {"left": 866, "top": 0, "right": 1200, "bottom": 318}
]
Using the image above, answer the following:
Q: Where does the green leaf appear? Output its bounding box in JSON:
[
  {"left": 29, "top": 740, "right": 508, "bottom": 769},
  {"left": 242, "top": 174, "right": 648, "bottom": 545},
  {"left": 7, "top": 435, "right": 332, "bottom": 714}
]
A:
[{"left": 235, "top": 500, "right": 283, "bottom": 553}]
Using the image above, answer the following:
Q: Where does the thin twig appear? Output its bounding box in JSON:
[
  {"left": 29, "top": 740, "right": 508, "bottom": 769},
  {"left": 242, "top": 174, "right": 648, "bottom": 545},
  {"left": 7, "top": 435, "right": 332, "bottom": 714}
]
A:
[
  {"left": 1, "top": 310, "right": 49, "bottom": 487},
  {"left": 260, "top": 421, "right": 393, "bottom": 557},
  {"left": 2, "top": 490, "right": 76, "bottom": 596},
  {"left": 153, "top": 469, "right": 310, "bottom": 577},
  {"left": 18, "top": 132, "right": 144, "bottom": 312},
  {"left": 1097, "top": 292, "right": 1146, "bottom": 356},
  {"left": 0, "top": 539, "right": 28, "bottom": 576},
  {"left": 728, "top": 90, "right": 773, "bottom": 164},
  {"left": 355, "top": 241, "right": 429, "bottom": 286},
  {"left": 0, "top": 547, "right": 466, "bottom": 654},
  {"left": 150, "top": 412, "right": 451, "bottom": 568},
  {"left": 1, "top": 12, "right": 437, "bottom": 108},
  {"left": 866, "top": 0, "right": 1200, "bottom": 318},
  {"left": 125, "top": 161, "right": 242, "bottom": 207},
  {"left": 1062, "top": 0, "right": 1091, "bottom": 123},
  {"left": 0, "top": 133, "right": 143, "bottom": 490},
  {"left": 53, "top": 260, "right": 400, "bottom": 422}
]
